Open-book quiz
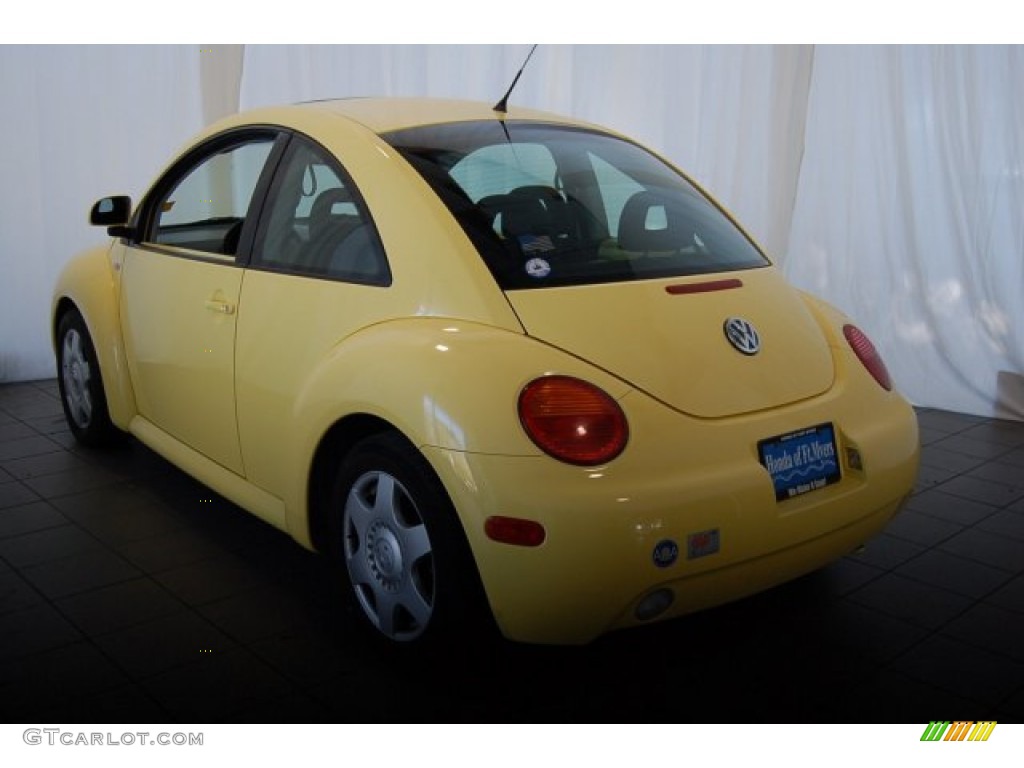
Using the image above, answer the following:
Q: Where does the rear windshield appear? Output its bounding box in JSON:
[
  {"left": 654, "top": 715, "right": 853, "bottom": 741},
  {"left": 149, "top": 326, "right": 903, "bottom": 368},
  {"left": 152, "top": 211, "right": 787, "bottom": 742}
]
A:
[{"left": 382, "top": 121, "right": 770, "bottom": 290}]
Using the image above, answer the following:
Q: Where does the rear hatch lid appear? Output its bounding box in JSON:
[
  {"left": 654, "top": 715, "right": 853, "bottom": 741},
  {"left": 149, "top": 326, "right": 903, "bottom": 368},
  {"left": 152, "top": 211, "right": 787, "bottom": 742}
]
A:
[{"left": 505, "top": 267, "right": 835, "bottom": 418}]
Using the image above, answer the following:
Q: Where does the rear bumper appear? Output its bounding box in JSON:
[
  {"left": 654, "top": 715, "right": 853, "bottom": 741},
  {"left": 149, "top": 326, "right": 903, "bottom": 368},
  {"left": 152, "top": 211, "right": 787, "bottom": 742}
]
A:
[
  {"left": 424, "top": 384, "right": 919, "bottom": 645},
  {"left": 608, "top": 493, "right": 908, "bottom": 634}
]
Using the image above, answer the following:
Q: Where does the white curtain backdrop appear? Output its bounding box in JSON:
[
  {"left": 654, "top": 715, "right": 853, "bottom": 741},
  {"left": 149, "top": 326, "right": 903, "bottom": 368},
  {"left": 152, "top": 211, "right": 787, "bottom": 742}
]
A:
[
  {"left": 1, "top": 44, "right": 1021, "bottom": 420},
  {"left": 0, "top": 45, "right": 206, "bottom": 382},
  {"left": 786, "top": 46, "right": 1024, "bottom": 419}
]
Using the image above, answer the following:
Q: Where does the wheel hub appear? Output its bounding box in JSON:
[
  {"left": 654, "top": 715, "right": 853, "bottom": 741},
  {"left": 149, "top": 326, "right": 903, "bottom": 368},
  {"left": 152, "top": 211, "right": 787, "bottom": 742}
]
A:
[{"left": 366, "top": 519, "right": 404, "bottom": 590}]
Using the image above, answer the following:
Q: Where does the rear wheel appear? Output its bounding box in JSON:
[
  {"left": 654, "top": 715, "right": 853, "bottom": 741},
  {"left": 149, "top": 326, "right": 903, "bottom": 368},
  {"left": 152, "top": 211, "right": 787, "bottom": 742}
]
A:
[
  {"left": 56, "top": 309, "right": 118, "bottom": 447},
  {"left": 329, "top": 432, "right": 489, "bottom": 646}
]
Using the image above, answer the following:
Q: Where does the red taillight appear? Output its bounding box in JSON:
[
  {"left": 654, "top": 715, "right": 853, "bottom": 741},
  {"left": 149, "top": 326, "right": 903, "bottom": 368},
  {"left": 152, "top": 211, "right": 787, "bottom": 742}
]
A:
[
  {"left": 843, "top": 324, "right": 892, "bottom": 391},
  {"left": 518, "top": 376, "right": 629, "bottom": 466},
  {"left": 484, "top": 516, "right": 546, "bottom": 547}
]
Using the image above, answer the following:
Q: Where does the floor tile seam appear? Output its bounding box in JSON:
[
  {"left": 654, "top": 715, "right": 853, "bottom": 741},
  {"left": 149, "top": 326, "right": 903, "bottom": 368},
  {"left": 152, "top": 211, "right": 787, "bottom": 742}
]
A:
[
  {"left": 865, "top": 616, "right": 1024, "bottom": 711},
  {"left": 865, "top": 553, "right": 1020, "bottom": 603},
  {"left": 49, "top": 573, "right": 205, "bottom": 638},
  {"left": 6, "top": 517, "right": 148, "bottom": 591},
  {"left": 842, "top": 578, "right": 1017, "bottom": 645}
]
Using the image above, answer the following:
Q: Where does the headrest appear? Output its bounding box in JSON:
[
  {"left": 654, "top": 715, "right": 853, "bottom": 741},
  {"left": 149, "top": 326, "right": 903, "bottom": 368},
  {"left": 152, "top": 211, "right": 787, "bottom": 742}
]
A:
[
  {"left": 618, "top": 191, "right": 696, "bottom": 252},
  {"left": 309, "top": 187, "right": 356, "bottom": 242}
]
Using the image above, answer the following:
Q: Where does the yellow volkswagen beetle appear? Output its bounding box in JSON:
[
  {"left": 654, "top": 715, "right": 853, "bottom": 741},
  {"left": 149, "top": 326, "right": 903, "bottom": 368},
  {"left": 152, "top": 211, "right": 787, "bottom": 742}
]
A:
[{"left": 52, "top": 98, "right": 919, "bottom": 645}]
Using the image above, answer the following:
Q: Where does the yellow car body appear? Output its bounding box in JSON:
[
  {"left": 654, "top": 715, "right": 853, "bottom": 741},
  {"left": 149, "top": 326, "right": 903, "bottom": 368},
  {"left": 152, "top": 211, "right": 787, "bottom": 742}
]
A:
[{"left": 52, "top": 98, "right": 919, "bottom": 645}]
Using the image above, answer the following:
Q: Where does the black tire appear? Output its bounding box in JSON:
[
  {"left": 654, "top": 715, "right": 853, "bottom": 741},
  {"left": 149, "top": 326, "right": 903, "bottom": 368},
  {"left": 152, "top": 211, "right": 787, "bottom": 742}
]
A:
[
  {"left": 55, "top": 308, "right": 119, "bottom": 447},
  {"left": 328, "top": 432, "right": 492, "bottom": 648}
]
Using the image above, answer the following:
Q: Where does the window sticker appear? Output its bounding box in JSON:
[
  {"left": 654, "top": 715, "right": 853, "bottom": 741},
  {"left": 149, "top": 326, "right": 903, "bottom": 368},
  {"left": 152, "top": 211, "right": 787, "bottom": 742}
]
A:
[
  {"left": 519, "top": 234, "right": 555, "bottom": 254},
  {"left": 525, "top": 257, "right": 552, "bottom": 278}
]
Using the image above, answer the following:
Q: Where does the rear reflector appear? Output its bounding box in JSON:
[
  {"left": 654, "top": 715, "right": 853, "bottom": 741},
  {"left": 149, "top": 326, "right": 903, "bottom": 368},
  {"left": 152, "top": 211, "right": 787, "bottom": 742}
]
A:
[
  {"left": 843, "top": 324, "right": 892, "bottom": 391},
  {"left": 484, "top": 516, "right": 546, "bottom": 547}
]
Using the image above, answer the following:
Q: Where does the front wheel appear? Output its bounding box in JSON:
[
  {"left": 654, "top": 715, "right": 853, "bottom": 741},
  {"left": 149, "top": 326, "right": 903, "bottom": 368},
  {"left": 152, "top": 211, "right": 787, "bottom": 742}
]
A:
[
  {"left": 329, "top": 432, "right": 489, "bottom": 646},
  {"left": 55, "top": 309, "right": 118, "bottom": 447}
]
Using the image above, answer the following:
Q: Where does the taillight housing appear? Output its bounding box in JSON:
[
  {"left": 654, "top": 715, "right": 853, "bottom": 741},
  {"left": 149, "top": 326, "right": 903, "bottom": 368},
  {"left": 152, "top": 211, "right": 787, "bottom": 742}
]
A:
[
  {"left": 518, "top": 375, "right": 629, "bottom": 466},
  {"left": 843, "top": 324, "right": 892, "bottom": 391}
]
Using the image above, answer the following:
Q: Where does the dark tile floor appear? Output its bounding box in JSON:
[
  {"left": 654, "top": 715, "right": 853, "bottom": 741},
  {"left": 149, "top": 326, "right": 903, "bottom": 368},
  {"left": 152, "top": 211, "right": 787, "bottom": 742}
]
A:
[{"left": 2, "top": 379, "right": 1023, "bottom": 723}]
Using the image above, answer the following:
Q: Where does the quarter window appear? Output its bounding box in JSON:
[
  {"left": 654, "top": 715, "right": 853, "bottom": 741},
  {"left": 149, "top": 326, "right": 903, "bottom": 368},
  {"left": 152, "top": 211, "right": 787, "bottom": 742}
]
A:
[{"left": 253, "top": 139, "right": 389, "bottom": 285}]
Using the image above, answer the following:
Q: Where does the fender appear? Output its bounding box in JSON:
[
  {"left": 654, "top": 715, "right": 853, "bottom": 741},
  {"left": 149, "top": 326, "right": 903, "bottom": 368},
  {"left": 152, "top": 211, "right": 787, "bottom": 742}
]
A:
[
  {"left": 280, "top": 317, "right": 633, "bottom": 541},
  {"left": 797, "top": 289, "right": 851, "bottom": 349},
  {"left": 51, "top": 242, "right": 137, "bottom": 430}
]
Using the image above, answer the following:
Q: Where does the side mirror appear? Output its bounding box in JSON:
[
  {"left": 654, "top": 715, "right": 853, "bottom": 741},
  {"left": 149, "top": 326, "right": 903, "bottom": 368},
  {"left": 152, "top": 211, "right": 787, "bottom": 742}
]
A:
[{"left": 89, "top": 195, "right": 135, "bottom": 238}]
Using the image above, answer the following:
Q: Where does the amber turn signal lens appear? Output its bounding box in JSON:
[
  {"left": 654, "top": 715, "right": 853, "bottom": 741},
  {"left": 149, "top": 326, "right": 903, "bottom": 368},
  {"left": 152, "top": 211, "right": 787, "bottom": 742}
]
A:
[{"left": 518, "top": 375, "right": 629, "bottom": 466}]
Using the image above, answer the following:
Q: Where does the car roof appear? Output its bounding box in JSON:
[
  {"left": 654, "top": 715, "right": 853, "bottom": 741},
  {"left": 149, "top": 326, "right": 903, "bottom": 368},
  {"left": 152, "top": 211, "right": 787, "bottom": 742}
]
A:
[
  {"left": 292, "top": 97, "right": 584, "bottom": 133},
  {"left": 217, "top": 97, "right": 593, "bottom": 137}
]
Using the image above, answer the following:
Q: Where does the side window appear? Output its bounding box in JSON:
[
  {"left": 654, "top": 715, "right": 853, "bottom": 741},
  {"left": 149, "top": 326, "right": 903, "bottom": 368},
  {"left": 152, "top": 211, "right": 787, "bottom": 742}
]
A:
[
  {"left": 254, "top": 139, "right": 389, "bottom": 285},
  {"left": 149, "top": 139, "right": 274, "bottom": 257}
]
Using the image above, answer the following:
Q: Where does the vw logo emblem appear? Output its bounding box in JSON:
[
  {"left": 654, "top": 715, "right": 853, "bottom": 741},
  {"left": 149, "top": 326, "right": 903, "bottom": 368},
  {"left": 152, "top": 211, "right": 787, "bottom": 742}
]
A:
[{"left": 723, "top": 317, "right": 760, "bottom": 355}]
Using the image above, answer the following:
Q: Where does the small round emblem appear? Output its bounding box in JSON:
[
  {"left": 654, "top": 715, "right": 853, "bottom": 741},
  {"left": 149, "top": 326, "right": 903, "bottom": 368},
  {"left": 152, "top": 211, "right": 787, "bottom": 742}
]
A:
[
  {"left": 723, "top": 317, "right": 761, "bottom": 355},
  {"left": 652, "top": 539, "right": 679, "bottom": 568},
  {"left": 525, "top": 257, "right": 552, "bottom": 278}
]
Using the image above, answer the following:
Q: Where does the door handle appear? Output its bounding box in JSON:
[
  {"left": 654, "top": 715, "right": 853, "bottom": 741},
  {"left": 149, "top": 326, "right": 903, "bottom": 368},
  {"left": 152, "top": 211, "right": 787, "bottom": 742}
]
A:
[{"left": 204, "top": 299, "right": 236, "bottom": 315}]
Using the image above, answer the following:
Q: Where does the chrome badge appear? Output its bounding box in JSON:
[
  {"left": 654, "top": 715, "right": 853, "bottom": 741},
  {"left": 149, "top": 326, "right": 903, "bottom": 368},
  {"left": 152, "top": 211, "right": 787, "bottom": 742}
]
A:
[{"left": 723, "top": 317, "right": 761, "bottom": 355}]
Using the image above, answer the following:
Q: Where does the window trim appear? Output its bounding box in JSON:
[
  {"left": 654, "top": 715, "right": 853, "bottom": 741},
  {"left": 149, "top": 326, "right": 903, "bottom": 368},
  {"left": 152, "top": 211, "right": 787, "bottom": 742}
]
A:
[{"left": 129, "top": 242, "right": 240, "bottom": 266}]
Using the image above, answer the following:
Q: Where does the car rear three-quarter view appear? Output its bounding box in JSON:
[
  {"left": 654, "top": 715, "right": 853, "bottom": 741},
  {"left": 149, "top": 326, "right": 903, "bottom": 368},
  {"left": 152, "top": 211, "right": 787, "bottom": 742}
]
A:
[{"left": 52, "top": 98, "right": 919, "bottom": 648}]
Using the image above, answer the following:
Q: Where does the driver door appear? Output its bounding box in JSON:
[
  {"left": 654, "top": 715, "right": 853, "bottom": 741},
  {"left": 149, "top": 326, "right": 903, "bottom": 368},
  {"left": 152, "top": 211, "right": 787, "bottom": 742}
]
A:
[{"left": 119, "top": 132, "right": 280, "bottom": 475}]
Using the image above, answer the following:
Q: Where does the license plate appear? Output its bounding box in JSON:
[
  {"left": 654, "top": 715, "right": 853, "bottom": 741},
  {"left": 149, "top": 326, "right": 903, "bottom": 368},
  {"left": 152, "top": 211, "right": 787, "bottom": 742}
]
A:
[{"left": 758, "top": 423, "right": 841, "bottom": 501}]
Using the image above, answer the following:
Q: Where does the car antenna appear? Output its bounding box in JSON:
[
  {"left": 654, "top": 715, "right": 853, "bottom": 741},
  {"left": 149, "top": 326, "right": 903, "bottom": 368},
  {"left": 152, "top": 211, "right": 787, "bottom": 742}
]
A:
[{"left": 493, "top": 44, "right": 538, "bottom": 115}]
